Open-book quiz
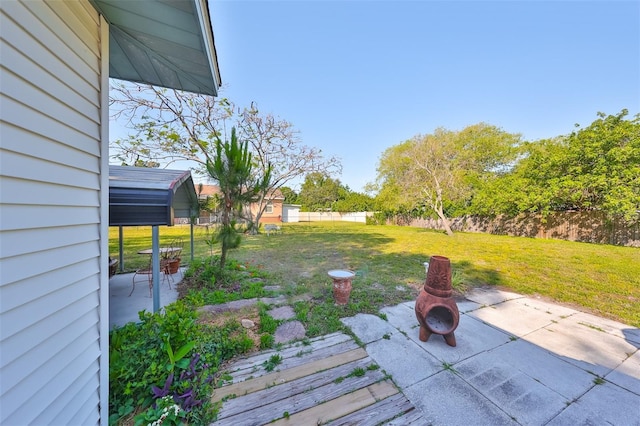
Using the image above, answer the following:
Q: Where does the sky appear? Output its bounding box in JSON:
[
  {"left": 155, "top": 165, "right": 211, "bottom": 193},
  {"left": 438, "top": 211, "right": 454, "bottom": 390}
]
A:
[{"left": 112, "top": 1, "right": 640, "bottom": 193}]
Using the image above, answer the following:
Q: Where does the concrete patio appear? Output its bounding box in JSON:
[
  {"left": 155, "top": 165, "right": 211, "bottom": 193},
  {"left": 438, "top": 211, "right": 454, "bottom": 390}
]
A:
[
  {"left": 213, "top": 288, "right": 640, "bottom": 425},
  {"left": 108, "top": 273, "right": 640, "bottom": 425},
  {"left": 108, "top": 269, "right": 182, "bottom": 329}
]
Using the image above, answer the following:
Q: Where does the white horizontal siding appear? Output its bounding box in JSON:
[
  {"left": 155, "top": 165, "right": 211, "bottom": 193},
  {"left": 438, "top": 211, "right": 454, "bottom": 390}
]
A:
[
  {"left": 0, "top": 259, "right": 98, "bottom": 313},
  {"left": 1, "top": 122, "right": 100, "bottom": 170},
  {"left": 2, "top": 0, "right": 100, "bottom": 93},
  {"left": 0, "top": 176, "right": 99, "bottom": 209},
  {"left": 0, "top": 150, "right": 100, "bottom": 190},
  {"left": 1, "top": 96, "right": 100, "bottom": 157},
  {"left": 0, "top": 1, "right": 103, "bottom": 425},
  {"left": 0, "top": 223, "right": 99, "bottom": 258},
  {"left": 1, "top": 41, "right": 100, "bottom": 121},
  {"left": 1, "top": 252, "right": 99, "bottom": 323}
]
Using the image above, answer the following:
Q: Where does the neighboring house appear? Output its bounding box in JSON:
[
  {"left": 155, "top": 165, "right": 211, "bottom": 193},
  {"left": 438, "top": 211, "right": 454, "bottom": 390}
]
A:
[
  {"left": 252, "top": 189, "right": 285, "bottom": 224},
  {"left": 195, "top": 184, "right": 285, "bottom": 224},
  {"left": 0, "top": 1, "right": 221, "bottom": 424}
]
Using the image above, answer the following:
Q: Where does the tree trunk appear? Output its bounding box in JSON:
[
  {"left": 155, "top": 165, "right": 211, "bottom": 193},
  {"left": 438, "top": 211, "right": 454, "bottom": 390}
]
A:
[{"left": 435, "top": 205, "right": 454, "bottom": 236}]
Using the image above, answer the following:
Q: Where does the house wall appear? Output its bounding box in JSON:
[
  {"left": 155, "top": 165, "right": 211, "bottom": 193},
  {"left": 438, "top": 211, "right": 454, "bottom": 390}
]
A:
[
  {"left": 0, "top": 1, "right": 105, "bottom": 424},
  {"left": 257, "top": 199, "right": 284, "bottom": 223}
]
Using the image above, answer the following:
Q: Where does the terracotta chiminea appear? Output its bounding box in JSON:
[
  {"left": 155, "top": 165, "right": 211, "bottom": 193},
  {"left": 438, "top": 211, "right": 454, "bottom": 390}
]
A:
[{"left": 415, "top": 255, "right": 460, "bottom": 347}]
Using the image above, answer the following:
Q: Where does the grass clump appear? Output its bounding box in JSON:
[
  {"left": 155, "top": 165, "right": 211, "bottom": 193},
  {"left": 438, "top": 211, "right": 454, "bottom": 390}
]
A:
[{"left": 262, "top": 354, "right": 283, "bottom": 372}]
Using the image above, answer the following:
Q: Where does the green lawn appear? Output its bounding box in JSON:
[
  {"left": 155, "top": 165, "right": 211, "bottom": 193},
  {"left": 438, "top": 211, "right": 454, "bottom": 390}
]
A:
[{"left": 109, "top": 222, "right": 640, "bottom": 327}]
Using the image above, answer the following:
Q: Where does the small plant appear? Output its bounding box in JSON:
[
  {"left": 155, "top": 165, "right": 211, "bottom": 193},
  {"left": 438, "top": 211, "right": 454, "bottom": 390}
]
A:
[
  {"left": 260, "top": 333, "right": 274, "bottom": 350},
  {"left": 366, "top": 364, "right": 380, "bottom": 371},
  {"left": 378, "top": 312, "right": 388, "bottom": 321},
  {"left": 593, "top": 377, "right": 605, "bottom": 385},
  {"left": 347, "top": 367, "right": 366, "bottom": 378},
  {"left": 134, "top": 395, "right": 186, "bottom": 426},
  {"left": 263, "top": 354, "right": 283, "bottom": 372},
  {"left": 442, "top": 362, "right": 457, "bottom": 373},
  {"left": 283, "top": 411, "right": 290, "bottom": 419},
  {"left": 258, "top": 303, "right": 279, "bottom": 334},
  {"left": 165, "top": 338, "right": 195, "bottom": 372},
  {"left": 382, "top": 333, "right": 391, "bottom": 340}
]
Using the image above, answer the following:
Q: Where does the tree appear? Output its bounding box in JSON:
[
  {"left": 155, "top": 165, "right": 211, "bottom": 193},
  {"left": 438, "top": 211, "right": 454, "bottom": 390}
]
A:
[
  {"left": 206, "top": 128, "right": 271, "bottom": 268},
  {"left": 473, "top": 110, "right": 640, "bottom": 222},
  {"left": 234, "top": 103, "right": 341, "bottom": 226},
  {"left": 279, "top": 186, "right": 300, "bottom": 204},
  {"left": 298, "top": 172, "right": 346, "bottom": 211},
  {"left": 376, "top": 124, "right": 520, "bottom": 235},
  {"left": 333, "top": 191, "right": 376, "bottom": 212},
  {"left": 110, "top": 82, "right": 341, "bottom": 231}
]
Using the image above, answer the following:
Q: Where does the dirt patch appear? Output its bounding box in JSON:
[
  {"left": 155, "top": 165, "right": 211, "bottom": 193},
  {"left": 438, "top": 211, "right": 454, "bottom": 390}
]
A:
[{"left": 198, "top": 306, "right": 263, "bottom": 350}]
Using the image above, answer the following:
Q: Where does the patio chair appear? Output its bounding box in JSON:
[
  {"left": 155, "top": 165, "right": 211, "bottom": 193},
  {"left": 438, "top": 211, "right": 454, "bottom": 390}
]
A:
[{"left": 130, "top": 255, "right": 171, "bottom": 297}]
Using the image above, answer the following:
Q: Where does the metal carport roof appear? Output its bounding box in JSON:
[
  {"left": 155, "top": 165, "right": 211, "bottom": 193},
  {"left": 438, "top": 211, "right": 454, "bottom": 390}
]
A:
[{"left": 109, "top": 165, "right": 197, "bottom": 226}]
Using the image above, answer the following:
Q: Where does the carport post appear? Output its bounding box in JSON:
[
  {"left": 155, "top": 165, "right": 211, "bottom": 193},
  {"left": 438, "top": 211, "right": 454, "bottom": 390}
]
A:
[
  {"left": 152, "top": 225, "right": 160, "bottom": 312},
  {"left": 190, "top": 220, "right": 195, "bottom": 261},
  {"left": 118, "top": 226, "right": 124, "bottom": 272}
]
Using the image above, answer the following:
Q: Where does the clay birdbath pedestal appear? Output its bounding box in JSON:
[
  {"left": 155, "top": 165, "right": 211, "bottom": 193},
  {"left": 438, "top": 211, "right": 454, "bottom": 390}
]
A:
[{"left": 328, "top": 269, "right": 355, "bottom": 305}]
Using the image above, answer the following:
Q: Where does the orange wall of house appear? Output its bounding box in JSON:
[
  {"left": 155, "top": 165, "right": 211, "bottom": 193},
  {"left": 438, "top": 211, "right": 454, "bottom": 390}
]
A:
[{"left": 253, "top": 200, "right": 283, "bottom": 223}]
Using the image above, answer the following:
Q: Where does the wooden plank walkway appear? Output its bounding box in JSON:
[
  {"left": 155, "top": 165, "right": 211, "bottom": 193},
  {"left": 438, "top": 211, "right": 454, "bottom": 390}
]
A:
[{"left": 211, "top": 332, "right": 419, "bottom": 425}]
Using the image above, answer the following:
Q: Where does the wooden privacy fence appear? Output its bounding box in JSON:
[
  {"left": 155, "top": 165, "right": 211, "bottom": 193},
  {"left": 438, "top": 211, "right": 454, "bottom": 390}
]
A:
[{"left": 400, "top": 211, "right": 640, "bottom": 247}]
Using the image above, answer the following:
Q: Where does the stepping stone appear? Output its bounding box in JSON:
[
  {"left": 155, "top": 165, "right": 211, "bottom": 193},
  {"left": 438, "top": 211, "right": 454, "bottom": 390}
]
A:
[
  {"left": 274, "top": 320, "right": 306, "bottom": 344},
  {"left": 269, "top": 306, "right": 296, "bottom": 320},
  {"left": 197, "top": 295, "right": 287, "bottom": 314},
  {"left": 263, "top": 285, "right": 281, "bottom": 292}
]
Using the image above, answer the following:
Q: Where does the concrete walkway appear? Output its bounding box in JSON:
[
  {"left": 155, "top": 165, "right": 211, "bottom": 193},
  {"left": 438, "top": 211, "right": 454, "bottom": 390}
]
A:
[{"left": 341, "top": 288, "right": 640, "bottom": 425}]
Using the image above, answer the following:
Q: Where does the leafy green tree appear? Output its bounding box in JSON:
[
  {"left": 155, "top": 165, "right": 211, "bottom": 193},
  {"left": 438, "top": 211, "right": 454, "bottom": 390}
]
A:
[
  {"left": 279, "top": 186, "right": 300, "bottom": 204},
  {"left": 470, "top": 137, "right": 565, "bottom": 217},
  {"left": 333, "top": 191, "right": 376, "bottom": 212},
  {"left": 376, "top": 123, "right": 520, "bottom": 235},
  {"left": 298, "top": 172, "right": 346, "bottom": 211},
  {"left": 557, "top": 110, "right": 639, "bottom": 222},
  {"left": 472, "top": 110, "right": 640, "bottom": 223},
  {"left": 205, "top": 128, "right": 271, "bottom": 268}
]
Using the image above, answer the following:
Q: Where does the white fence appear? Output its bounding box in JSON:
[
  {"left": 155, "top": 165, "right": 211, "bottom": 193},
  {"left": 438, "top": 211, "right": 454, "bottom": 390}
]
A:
[{"left": 297, "top": 211, "right": 372, "bottom": 223}]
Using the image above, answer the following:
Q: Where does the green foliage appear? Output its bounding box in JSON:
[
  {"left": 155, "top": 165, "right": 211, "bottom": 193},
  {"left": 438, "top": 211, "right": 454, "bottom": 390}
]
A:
[
  {"left": 258, "top": 303, "right": 279, "bottom": 334},
  {"left": 333, "top": 191, "right": 376, "bottom": 212},
  {"left": 280, "top": 186, "right": 300, "bottom": 204},
  {"left": 347, "top": 367, "right": 366, "bottom": 378},
  {"left": 262, "top": 354, "right": 283, "bottom": 372},
  {"left": 109, "top": 302, "right": 254, "bottom": 425},
  {"left": 260, "top": 333, "right": 275, "bottom": 350},
  {"left": 182, "top": 257, "right": 270, "bottom": 307},
  {"left": 298, "top": 172, "right": 346, "bottom": 211},
  {"left": 471, "top": 110, "right": 640, "bottom": 222},
  {"left": 375, "top": 123, "right": 521, "bottom": 234},
  {"left": 205, "top": 127, "right": 272, "bottom": 268},
  {"left": 133, "top": 395, "right": 186, "bottom": 426}
]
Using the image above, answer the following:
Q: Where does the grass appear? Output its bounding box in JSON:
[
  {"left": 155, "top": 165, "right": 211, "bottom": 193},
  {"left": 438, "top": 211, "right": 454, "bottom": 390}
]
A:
[{"left": 109, "top": 222, "right": 640, "bottom": 327}]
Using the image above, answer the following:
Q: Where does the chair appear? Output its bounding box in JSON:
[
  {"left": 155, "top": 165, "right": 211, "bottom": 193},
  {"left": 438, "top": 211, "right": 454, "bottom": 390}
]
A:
[{"left": 130, "top": 254, "right": 172, "bottom": 297}]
